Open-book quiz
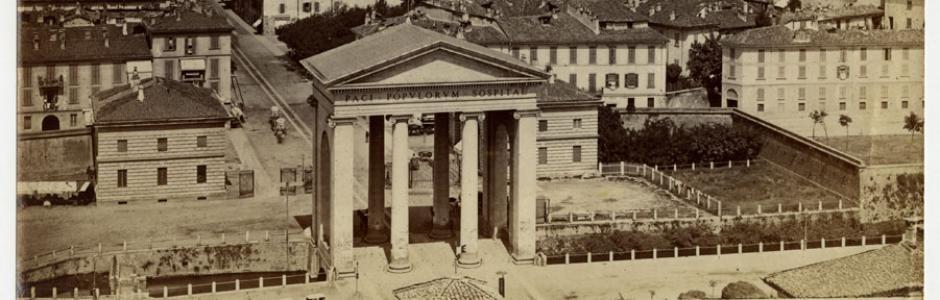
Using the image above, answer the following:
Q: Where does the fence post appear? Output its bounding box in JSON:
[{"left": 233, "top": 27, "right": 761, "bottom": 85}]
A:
[
  {"left": 246, "top": 231, "right": 250, "bottom": 242},
  {"left": 95, "top": 288, "right": 99, "bottom": 298},
  {"left": 821, "top": 238, "right": 826, "bottom": 248},
  {"left": 163, "top": 286, "right": 168, "bottom": 298},
  {"left": 780, "top": 240, "right": 784, "bottom": 251},
  {"left": 52, "top": 287, "right": 56, "bottom": 299},
  {"left": 260, "top": 276, "right": 264, "bottom": 288},
  {"left": 236, "top": 279, "right": 240, "bottom": 291},
  {"left": 652, "top": 248, "right": 657, "bottom": 259},
  {"left": 609, "top": 251, "right": 614, "bottom": 261},
  {"left": 706, "top": 198, "right": 711, "bottom": 209},
  {"left": 630, "top": 249, "right": 635, "bottom": 260},
  {"left": 30, "top": 286, "right": 35, "bottom": 299},
  {"left": 759, "top": 242, "right": 764, "bottom": 252},
  {"left": 737, "top": 243, "right": 742, "bottom": 254},
  {"left": 620, "top": 162, "right": 625, "bottom": 175},
  {"left": 673, "top": 164, "right": 677, "bottom": 171},
  {"left": 717, "top": 202, "right": 722, "bottom": 218},
  {"left": 862, "top": 235, "right": 867, "bottom": 246},
  {"left": 674, "top": 247, "right": 678, "bottom": 257},
  {"left": 838, "top": 200, "right": 843, "bottom": 210},
  {"left": 187, "top": 283, "right": 192, "bottom": 296},
  {"left": 778, "top": 203, "right": 783, "bottom": 214},
  {"left": 653, "top": 209, "right": 658, "bottom": 220},
  {"left": 212, "top": 281, "right": 216, "bottom": 293},
  {"left": 221, "top": 233, "right": 226, "bottom": 244},
  {"left": 757, "top": 205, "right": 762, "bottom": 215},
  {"left": 710, "top": 161, "right": 714, "bottom": 169},
  {"left": 564, "top": 253, "right": 570, "bottom": 264},
  {"left": 798, "top": 202, "right": 802, "bottom": 212},
  {"left": 587, "top": 252, "right": 592, "bottom": 263},
  {"left": 282, "top": 274, "right": 287, "bottom": 287},
  {"left": 674, "top": 208, "right": 679, "bottom": 219},
  {"left": 695, "top": 245, "right": 700, "bottom": 256},
  {"left": 73, "top": 287, "right": 78, "bottom": 299},
  {"left": 692, "top": 163, "right": 695, "bottom": 170},
  {"left": 841, "top": 237, "right": 846, "bottom": 247},
  {"left": 736, "top": 206, "right": 741, "bottom": 217},
  {"left": 598, "top": 162, "right": 603, "bottom": 174},
  {"left": 800, "top": 239, "right": 805, "bottom": 251},
  {"left": 728, "top": 160, "right": 732, "bottom": 168},
  {"left": 881, "top": 234, "right": 886, "bottom": 245},
  {"left": 818, "top": 201, "right": 823, "bottom": 211},
  {"left": 632, "top": 211, "right": 637, "bottom": 220},
  {"left": 746, "top": 159, "right": 751, "bottom": 167},
  {"left": 717, "top": 244, "right": 721, "bottom": 257},
  {"left": 306, "top": 273, "right": 311, "bottom": 284}
]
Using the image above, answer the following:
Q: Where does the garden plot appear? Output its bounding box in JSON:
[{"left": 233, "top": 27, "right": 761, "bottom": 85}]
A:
[{"left": 537, "top": 177, "right": 689, "bottom": 217}]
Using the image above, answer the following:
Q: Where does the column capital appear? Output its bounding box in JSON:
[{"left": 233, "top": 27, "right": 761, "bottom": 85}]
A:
[
  {"left": 389, "top": 114, "right": 421, "bottom": 125},
  {"left": 513, "top": 109, "right": 540, "bottom": 119},
  {"left": 328, "top": 115, "right": 358, "bottom": 128},
  {"left": 459, "top": 112, "right": 485, "bottom": 122}
]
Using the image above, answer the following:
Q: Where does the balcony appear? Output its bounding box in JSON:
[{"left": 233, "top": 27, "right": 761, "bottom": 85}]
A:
[{"left": 38, "top": 75, "right": 64, "bottom": 111}]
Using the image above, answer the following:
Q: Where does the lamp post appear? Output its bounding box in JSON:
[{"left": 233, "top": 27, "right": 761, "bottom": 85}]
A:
[{"left": 285, "top": 179, "right": 290, "bottom": 271}]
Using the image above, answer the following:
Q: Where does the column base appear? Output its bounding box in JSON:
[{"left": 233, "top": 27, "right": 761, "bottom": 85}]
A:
[
  {"left": 363, "top": 228, "right": 389, "bottom": 244},
  {"left": 510, "top": 253, "right": 536, "bottom": 265},
  {"left": 457, "top": 252, "right": 482, "bottom": 269},
  {"left": 428, "top": 225, "right": 454, "bottom": 240},
  {"left": 387, "top": 258, "right": 413, "bottom": 274}
]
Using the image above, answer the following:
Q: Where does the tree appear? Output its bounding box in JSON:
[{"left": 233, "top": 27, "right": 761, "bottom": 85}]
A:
[
  {"left": 687, "top": 35, "right": 723, "bottom": 107},
  {"left": 276, "top": 2, "right": 408, "bottom": 62},
  {"left": 598, "top": 105, "right": 629, "bottom": 162},
  {"left": 786, "top": 0, "right": 802, "bottom": 12},
  {"left": 666, "top": 63, "right": 682, "bottom": 84},
  {"left": 808, "top": 110, "right": 828, "bottom": 141},
  {"left": 838, "top": 114, "right": 852, "bottom": 149},
  {"left": 721, "top": 281, "right": 768, "bottom": 299},
  {"left": 903, "top": 112, "right": 924, "bottom": 142}
]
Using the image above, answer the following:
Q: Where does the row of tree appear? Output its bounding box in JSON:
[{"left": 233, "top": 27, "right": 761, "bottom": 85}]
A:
[
  {"left": 809, "top": 110, "right": 923, "bottom": 146},
  {"left": 599, "top": 106, "right": 764, "bottom": 165}
]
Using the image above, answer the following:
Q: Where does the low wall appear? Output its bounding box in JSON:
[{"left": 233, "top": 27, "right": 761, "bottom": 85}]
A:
[
  {"left": 21, "top": 241, "right": 309, "bottom": 284},
  {"left": 731, "top": 110, "right": 864, "bottom": 199},
  {"left": 664, "top": 87, "right": 709, "bottom": 108},
  {"left": 858, "top": 164, "right": 924, "bottom": 222},
  {"left": 619, "top": 108, "right": 732, "bottom": 131},
  {"left": 17, "top": 129, "right": 94, "bottom": 181}
]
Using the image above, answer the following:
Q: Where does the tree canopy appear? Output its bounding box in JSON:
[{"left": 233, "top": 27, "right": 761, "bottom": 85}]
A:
[
  {"left": 276, "top": 0, "right": 409, "bottom": 61},
  {"left": 687, "top": 35, "right": 723, "bottom": 107}
]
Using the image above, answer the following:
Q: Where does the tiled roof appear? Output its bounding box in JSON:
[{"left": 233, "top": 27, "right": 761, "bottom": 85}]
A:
[
  {"left": 353, "top": 16, "right": 508, "bottom": 43},
  {"left": 19, "top": 24, "right": 152, "bottom": 64},
  {"left": 817, "top": 4, "right": 883, "bottom": 21},
  {"left": 567, "top": 0, "right": 648, "bottom": 22},
  {"left": 706, "top": 10, "right": 758, "bottom": 30},
  {"left": 393, "top": 277, "right": 502, "bottom": 300},
  {"left": 93, "top": 77, "right": 230, "bottom": 124},
  {"left": 301, "top": 24, "right": 543, "bottom": 85},
  {"left": 764, "top": 244, "right": 923, "bottom": 298},
  {"left": 483, "top": 12, "right": 669, "bottom": 45},
  {"left": 418, "top": 0, "right": 554, "bottom": 19},
  {"left": 537, "top": 78, "right": 600, "bottom": 104},
  {"left": 721, "top": 25, "right": 924, "bottom": 48},
  {"left": 148, "top": 9, "right": 232, "bottom": 34},
  {"left": 636, "top": 0, "right": 759, "bottom": 29}
]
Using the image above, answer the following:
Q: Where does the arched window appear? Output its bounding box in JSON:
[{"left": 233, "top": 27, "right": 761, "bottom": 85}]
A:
[
  {"left": 726, "top": 89, "right": 739, "bottom": 108},
  {"left": 41, "top": 115, "right": 60, "bottom": 131}
]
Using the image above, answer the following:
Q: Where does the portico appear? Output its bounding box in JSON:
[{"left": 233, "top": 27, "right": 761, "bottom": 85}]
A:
[{"left": 302, "top": 24, "right": 548, "bottom": 276}]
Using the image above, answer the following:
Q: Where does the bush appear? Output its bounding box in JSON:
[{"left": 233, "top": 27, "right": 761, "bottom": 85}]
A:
[
  {"left": 721, "top": 281, "right": 767, "bottom": 299},
  {"left": 678, "top": 290, "right": 707, "bottom": 299},
  {"left": 601, "top": 117, "right": 764, "bottom": 165}
]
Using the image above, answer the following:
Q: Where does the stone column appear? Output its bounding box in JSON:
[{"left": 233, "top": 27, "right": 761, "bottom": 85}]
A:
[
  {"left": 330, "top": 117, "right": 356, "bottom": 274},
  {"left": 364, "top": 116, "right": 388, "bottom": 244},
  {"left": 388, "top": 115, "right": 413, "bottom": 273},
  {"left": 488, "top": 116, "right": 509, "bottom": 238},
  {"left": 430, "top": 113, "right": 453, "bottom": 239},
  {"left": 510, "top": 110, "right": 538, "bottom": 263},
  {"left": 458, "top": 112, "right": 483, "bottom": 268}
]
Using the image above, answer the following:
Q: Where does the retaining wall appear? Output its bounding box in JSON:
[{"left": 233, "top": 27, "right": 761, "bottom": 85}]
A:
[
  {"left": 858, "top": 164, "right": 924, "bottom": 222},
  {"left": 17, "top": 129, "right": 94, "bottom": 181}
]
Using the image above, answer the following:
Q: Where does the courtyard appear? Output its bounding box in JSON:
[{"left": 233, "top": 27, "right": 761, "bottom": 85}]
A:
[{"left": 537, "top": 177, "right": 689, "bottom": 217}]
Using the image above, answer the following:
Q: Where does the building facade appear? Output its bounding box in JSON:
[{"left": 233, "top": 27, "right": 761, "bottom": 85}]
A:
[
  {"left": 534, "top": 79, "right": 601, "bottom": 177},
  {"left": 882, "top": 0, "right": 923, "bottom": 30},
  {"left": 91, "top": 77, "right": 230, "bottom": 203},
  {"left": 148, "top": 9, "right": 234, "bottom": 103},
  {"left": 722, "top": 26, "right": 924, "bottom": 136}
]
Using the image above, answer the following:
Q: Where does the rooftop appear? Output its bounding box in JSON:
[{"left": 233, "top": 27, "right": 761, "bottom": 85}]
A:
[
  {"left": 537, "top": 78, "right": 601, "bottom": 104},
  {"left": 393, "top": 276, "right": 503, "bottom": 300},
  {"left": 19, "top": 23, "right": 152, "bottom": 64},
  {"left": 147, "top": 5, "right": 232, "bottom": 34},
  {"left": 636, "top": 0, "right": 760, "bottom": 29},
  {"left": 478, "top": 11, "right": 669, "bottom": 45},
  {"left": 93, "top": 77, "right": 230, "bottom": 124},
  {"left": 567, "top": 0, "right": 648, "bottom": 22},
  {"left": 817, "top": 4, "right": 883, "bottom": 21},
  {"left": 721, "top": 25, "right": 924, "bottom": 48},
  {"left": 764, "top": 244, "right": 923, "bottom": 298}
]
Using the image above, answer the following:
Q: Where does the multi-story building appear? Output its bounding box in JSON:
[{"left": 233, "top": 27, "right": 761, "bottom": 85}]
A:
[
  {"left": 18, "top": 23, "right": 153, "bottom": 134},
  {"left": 91, "top": 77, "right": 231, "bottom": 203},
  {"left": 882, "top": 0, "right": 923, "bottom": 30},
  {"left": 721, "top": 26, "right": 924, "bottom": 136},
  {"left": 779, "top": 5, "right": 884, "bottom": 31},
  {"left": 148, "top": 8, "right": 234, "bottom": 102},
  {"left": 534, "top": 78, "right": 602, "bottom": 177},
  {"left": 231, "top": 0, "right": 325, "bottom": 35}
]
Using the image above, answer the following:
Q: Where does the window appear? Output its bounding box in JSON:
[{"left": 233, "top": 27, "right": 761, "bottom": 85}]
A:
[
  {"left": 118, "top": 170, "right": 127, "bottom": 187},
  {"left": 588, "top": 73, "right": 596, "bottom": 93},
  {"left": 903, "top": 48, "right": 910, "bottom": 60},
  {"left": 511, "top": 47, "right": 520, "bottom": 59},
  {"left": 23, "top": 116, "right": 31, "bottom": 130},
  {"left": 729, "top": 48, "right": 736, "bottom": 61},
  {"left": 157, "top": 138, "right": 168, "bottom": 152},
  {"left": 91, "top": 64, "right": 100, "bottom": 85},
  {"left": 881, "top": 101, "right": 888, "bottom": 109},
  {"left": 573, "top": 119, "right": 582, "bottom": 129},
  {"left": 569, "top": 74, "right": 577, "bottom": 86},
  {"left": 611, "top": 46, "right": 619, "bottom": 64},
  {"left": 46, "top": 65, "right": 55, "bottom": 78},
  {"left": 303, "top": 2, "right": 312, "bottom": 12},
  {"left": 605, "top": 73, "right": 619, "bottom": 89},
  {"left": 569, "top": 47, "right": 577, "bottom": 64},
  {"left": 314, "top": 2, "right": 320, "bottom": 12},
  {"left": 729, "top": 64, "right": 736, "bottom": 78},
  {"left": 588, "top": 46, "right": 597, "bottom": 64},
  {"left": 624, "top": 73, "right": 638, "bottom": 88},
  {"left": 572, "top": 146, "right": 582, "bottom": 163},
  {"left": 881, "top": 85, "right": 888, "bottom": 98},
  {"left": 860, "top": 48, "right": 867, "bottom": 61},
  {"left": 819, "top": 49, "right": 827, "bottom": 62},
  {"left": 529, "top": 47, "right": 538, "bottom": 63},
  {"left": 164, "top": 60, "right": 174, "bottom": 79},
  {"left": 69, "top": 87, "right": 78, "bottom": 104},
  {"left": 757, "top": 67, "right": 765, "bottom": 79},
  {"left": 798, "top": 103, "right": 805, "bottom": 111},
  {"left": 538, "top": 120, "right": 548, "bottom": 132},
  {"left": 164, "top": 37, "right": 176, "bottom": 51},
  {"left": 840, "top": 86, "right": 847, "bottom": 99},
  {"left": 210, "top": 35, "right": 220, "bottom": 50},
  {"left": 798, "top": 87, "right": 806, "bottom": 99},
  {"left": 209, "top": 58, "right": 220, "bottom": 79},
  {"left": 197, "top": 136, "right": 208, "bottom": 147},
  {"left": 907, "top": 0, "right": 913, "bottom": 10},
  {"left": 839, "top": 102, "right": 846, "bottom": 110},
  {"left": 906, "top": 18, "right": 912, "bottom": 29},
  {"left": 839, "top": 49, "right": 847, "bottom": 62},
  {"left": 549, "top": 47, "right": 557, "bottom": 64},
  {"left": 757, "top": 88, "right": 765, "bottom": 101},
  {"left": 902, "top": 101, "right": 909, "bottom": 109},
  {"left": 279, "top": 3, "right": 286, "bottom": 13},
  {"left": 777, "top": 66, "right": 785, "bottom": 79},
  {"left": 778, "top": 50, "right": 785, "bottom": 62},
  {"left": 884, "top": 48, "right": 891, "bottom": 61},
  {"left": 627, "top": 46, "right": 636, "bottom": 64},
  {"left": 757, "top": 50, "right": 765, "bottom": 63},
  {"left": 69, "top": 113, "right": 77, "bottom": 127},
  {"left": 860, "top": 86, "right": 867, "bottom": 98},
  {"left": 23, "top": 67, "right": 32, "bottom": 87},
  {"left": 68, "top": 65, "right": 78, "bottom": 85},
  {"left": 860, "top": 65, "right": 867, "bottom": 77},
  {"left": 647, "top": 97, "right": 655, "bottom": 108},
  {"left": 196, "top": 165, "right": 207, "bottom": 183},
  {"left": 818, "top": 65, "right": 827, "bottom": 78},
  {"left": 118, "top": 139, "right": 127, "bottom": 152},
  {"left": 799, "top": 49, "right": 806, "bottom": 62},
  {"left": 818, "top": 87, "right": 826, "bottom": 100},
  {"left": 777, "top": 88, "right": 785, "bottom": 100},
  {"left": 22, "top": 90, "right": 32, "bottom": 107},
  {"left": 798, "top": 66, "right": 806, "bottom": 79},
  {"left": 648, "top": 46, "right": 656, "bottom": 63},
  {"left": 538, "top": 147, "right": 547, "bottom": 164},
  {"left": 881, "top": 64, "right": 889, "bottom": 77},
  {"left": 627, "top": 98, "right": 635, "bottom": 108},
  {"left": 757, "top": 103, "right": 764, "bottom": 112},
  {"left": 157, "top": 168, "right": 168, "bottom": 185},
  {"left": 647, "top": 73, "right": 655, "bottom": 88},
  {"left": 674, "top": 33, "right": 680, "bottom": 47},
  {"left": 185, "top": 37, "right": 196, "bottom": 55},
  {"left": 113, "top": 63, "right": 124, "bottom": 84}
]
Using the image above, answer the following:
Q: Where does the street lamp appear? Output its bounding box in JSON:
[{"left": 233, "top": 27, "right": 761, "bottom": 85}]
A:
[{"left": 285, "top": 179, "right": 291, "bottom": 271}]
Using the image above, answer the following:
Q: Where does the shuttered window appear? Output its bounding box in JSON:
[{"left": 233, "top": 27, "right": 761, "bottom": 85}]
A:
[
  {"left": 113, "top": 63, "right": 124, "bottom": 84},
  {"left": 572, "top": 146, "right": 582, "bottom": 163},
  {"left": 117, "top": 140, "right": 127, "bottom": 152},
  {"left": 538, "top": 148, "right": 547, "bottom": 165},
  {"left": 196, "top": 165, "right": 207, "bottom": 183},
  {"left": 118, "top": 170, "right": 128, "bottom": 187},
  {"left": 157, "top": 168, "right": 168, "bottom": 186},
  {"left": 197, "top": 136, "right": 208, "bottom": 147},
  {"left": 165, "top": 60, "right": 175, "bottom": 79},
  {"left": 91, "top": 64, "right": 100, "bottom": 85},
  {"left": 157, "top": 138, "right": 168, "bottom": 152},
  {"left": 647, "top": 73, "right": 655, "bottom": 88},
  {"left": 209, "top": 58, "right": 219, "bottom": 79}
]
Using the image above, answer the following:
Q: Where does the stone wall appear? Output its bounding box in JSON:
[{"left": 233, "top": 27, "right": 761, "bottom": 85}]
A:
[
  {"left": 858, "top": 164, "right": 924, "bottom": 222},
  {"left": 17, "top": 129, "right": 94, "bottom": 181},
  {"left": 731, "top": 110, "right": 864, "bottom": 199},
  {"left": 22, "top": 242, "right": 309, "bottom": 284},
  {"left": 619, "top": 108, "right": 732, "bottom": 131},
  {"left": 664, "top": 87, "right": 709, "bottom": 108}
]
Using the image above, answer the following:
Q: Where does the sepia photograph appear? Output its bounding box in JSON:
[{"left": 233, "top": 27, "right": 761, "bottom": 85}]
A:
[{"left": 6, "top": 0, "right": 934, "bottom": 299}]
